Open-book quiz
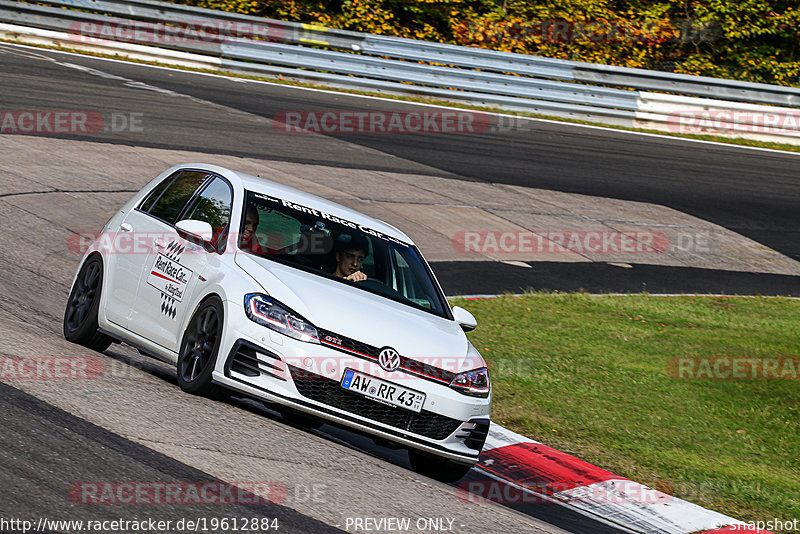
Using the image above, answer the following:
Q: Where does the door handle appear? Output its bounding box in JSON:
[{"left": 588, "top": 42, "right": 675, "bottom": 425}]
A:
[
  {"left": 155, "top": 239, "right": 166, "bottom": 249},
  {"left": 120, "top": 223, "right": 133, "bottom": 232}
]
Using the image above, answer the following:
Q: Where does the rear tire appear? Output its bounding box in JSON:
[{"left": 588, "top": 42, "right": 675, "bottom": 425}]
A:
[
  {"left": 177, "top": 297, "right": 224, "bottom": 397},
  {"left": 408, "top": 449, "right": 473, "bottom": 483},
  {"left": 63, "top": 255, "right": 112, "bottom": 352}
]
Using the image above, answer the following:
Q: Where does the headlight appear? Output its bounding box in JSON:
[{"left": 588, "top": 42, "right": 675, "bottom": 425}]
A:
[
  {"left": 244, "top": 293, "right": 319, "bottom": 344},
  {"left": 449, "top": 367, "right": 490, "bottom": 398}
]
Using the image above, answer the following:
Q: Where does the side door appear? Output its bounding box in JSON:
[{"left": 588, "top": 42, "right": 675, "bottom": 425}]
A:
[
  {"left": 124, "top": 170, "right": 212, "bottom": 347},
  {"left": 103, "top": 170, "right": 184, "bottom": 328},
  {"left": 129, "top": 174, "right": 233, "bottom": 352}
]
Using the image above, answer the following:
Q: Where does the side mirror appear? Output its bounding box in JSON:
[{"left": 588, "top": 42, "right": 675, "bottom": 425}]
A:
[
  {"left": 175, "top": 220, "right": 213, "bottom": 249},
  {"left": 452, "top": 306, "right": 477, "bottom": 332}
]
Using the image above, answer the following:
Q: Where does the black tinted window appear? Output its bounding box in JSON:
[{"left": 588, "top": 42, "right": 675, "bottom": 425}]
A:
[
  {"left": 139, "top": 172, "right": 177, "bottom": 213},
  {"left": 147, "top": 171, "right": 209, "bottom": 224},
  {"left": 240, "top": 191, "right": 449, "bottom": 318}
]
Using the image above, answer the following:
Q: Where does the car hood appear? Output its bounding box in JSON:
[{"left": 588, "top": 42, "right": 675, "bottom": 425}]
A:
[{"left": 235, "top": 252, "right": 470, "bottom": 364}]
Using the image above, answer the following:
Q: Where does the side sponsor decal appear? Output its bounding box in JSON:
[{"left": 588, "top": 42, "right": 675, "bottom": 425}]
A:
[
  {"left": 147, "top": 242, "right": 192, "bottom": 319},
  {"left": 163, "top": 240, "right": 185, "bottom": 260},
  {"left": 160, "top": 293, "right": 177, "bottom": 319}
]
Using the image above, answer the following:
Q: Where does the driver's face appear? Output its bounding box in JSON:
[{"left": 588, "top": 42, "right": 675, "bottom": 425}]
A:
[
  {"left": 242, "top": 210, "right": 258, "bottom": 242},
  {"left": 336, "top": 249, "right": 366, "bottom": 276}
]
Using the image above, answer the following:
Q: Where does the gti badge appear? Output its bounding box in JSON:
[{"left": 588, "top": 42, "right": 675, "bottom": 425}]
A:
[{"left": 378, "top": 348, "right": 401, "bottom": 372}]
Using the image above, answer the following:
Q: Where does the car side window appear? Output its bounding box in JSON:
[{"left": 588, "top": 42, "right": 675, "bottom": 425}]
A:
[
  {"left": 391, "top": 248, "right": 433, "bottom": 309},
  {"left": 183, "top": 177, "right": 233, "bottom": 251},
  {"left": 145, "top": 171, "right": 209, "bottom": 224},
  {"left": 139, "top": 173, "right": 177, "bottom": 213}
]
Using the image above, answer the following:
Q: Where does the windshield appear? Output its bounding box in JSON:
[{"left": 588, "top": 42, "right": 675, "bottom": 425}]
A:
[{"left": 239, "top": 191, "right": 451, "bottom": 319}]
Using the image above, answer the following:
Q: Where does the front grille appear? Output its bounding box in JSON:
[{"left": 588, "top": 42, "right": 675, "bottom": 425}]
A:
[
  {"left": 318, "top": 328, "right": 379, "bottom": 358},
  {"left": 316, "top": 328, "right": 457, "bottom": 384},
  {"left": 289, "top": 365, "right": 462, "bottom": 440}
]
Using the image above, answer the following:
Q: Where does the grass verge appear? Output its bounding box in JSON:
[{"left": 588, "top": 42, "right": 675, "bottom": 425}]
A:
[
  {"left": 3, "top": 38, "right": 800, "bottom": 155},
  {"left": 452, "top": 293, "right": 800, "bottom": 529}
]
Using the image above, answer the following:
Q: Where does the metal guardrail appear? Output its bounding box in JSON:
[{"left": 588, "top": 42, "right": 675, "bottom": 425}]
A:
[
  {"left": 0, "top": 0, "right": 641, "bottom": 118},
  {"left": 2, "top": 0, "right": 800, "bottom": 143},
  {"left": 17, "top": 0, "right": 800, "bottom": 108},
  {"left": 221, "top": 40, "right": 638, "bottom": 110},
  {"left": 32, "top": 0, "right": 367, "bottom": 50}
]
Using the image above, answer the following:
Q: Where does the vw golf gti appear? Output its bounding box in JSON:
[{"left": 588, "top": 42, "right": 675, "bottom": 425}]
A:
[{"left": 63, "top": 164, "right": 491, "bottom": 481}]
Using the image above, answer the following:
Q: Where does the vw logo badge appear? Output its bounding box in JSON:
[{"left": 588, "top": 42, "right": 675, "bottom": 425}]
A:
[{"left": 378, "top": 348, "right": 401, "bottom": 372}]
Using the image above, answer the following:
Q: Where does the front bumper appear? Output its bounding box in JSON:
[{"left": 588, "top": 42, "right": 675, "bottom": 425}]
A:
[{"left": 212, "top": 301, "right": 491, "bottom": 462}]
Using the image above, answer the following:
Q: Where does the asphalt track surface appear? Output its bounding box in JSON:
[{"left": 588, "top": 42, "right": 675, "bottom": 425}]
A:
[
  {"left": 1, "top": 44, "right": 799, "bottom": 296},
  {"left": 437, "top": 261, "right": 800, "bottom": 296},
  {"left": 0, "top": 375, "right": 621, "bottom": 534},
  {"left": 0, "top": 381, "right": 336, "bottom": 534},
  {"left": 0, "top": 42, "right": 797, "bottom": 533}
]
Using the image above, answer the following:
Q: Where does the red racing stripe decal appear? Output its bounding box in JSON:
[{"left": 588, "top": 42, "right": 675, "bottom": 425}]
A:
[
  {"left": 480, "top": 442, "right": 623, "bottom": 493},
  {"left": 150, "top": 271, "right": 179, "bottom": 284}
]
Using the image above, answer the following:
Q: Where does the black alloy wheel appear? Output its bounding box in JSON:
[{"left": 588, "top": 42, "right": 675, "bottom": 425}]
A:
[
  {"left": 177, "top": 297, "right": 225, "bottom": 397},
  {"left": 63, "top": 255, "right": 112, "bottom": 351}
]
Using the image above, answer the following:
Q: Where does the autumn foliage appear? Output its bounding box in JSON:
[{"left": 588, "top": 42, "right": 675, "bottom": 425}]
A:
[{"left": 178, "top": 0, "right": 800, "bottom": 86}]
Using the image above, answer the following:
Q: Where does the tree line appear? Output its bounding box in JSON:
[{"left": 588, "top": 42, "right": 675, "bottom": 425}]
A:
[{"left": 181, "top": 0, "right": 800, "bottom": 86}]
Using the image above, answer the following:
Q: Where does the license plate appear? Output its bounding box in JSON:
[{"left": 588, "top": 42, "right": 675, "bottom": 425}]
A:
[{"left": 340, "top": 369, "right": 425, "bottom": 413}]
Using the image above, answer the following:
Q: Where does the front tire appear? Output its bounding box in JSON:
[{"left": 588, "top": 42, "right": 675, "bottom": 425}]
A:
[
  {"left": 408, "top": 449, "right": 473, "bottom": 483},
  {"left": 63, "top": 255, "right": 112, "bottom": 352},
  {"left": 177, "top": 297, "right": 224, "bottom": 397}
]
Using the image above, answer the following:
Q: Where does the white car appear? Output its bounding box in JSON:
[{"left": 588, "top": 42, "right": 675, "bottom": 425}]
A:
[{"left": 63, "top": 163, "right": 491, "bottom": 481}]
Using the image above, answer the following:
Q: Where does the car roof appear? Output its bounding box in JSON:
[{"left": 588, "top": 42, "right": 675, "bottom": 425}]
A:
[{"left": 181, "top": 163, "right": 414, "bottom": 245}]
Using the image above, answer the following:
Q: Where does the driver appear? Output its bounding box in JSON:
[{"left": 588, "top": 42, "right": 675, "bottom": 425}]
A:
[
  {"left": 240, "top": 204, "right": 282, "bottom": 255},
  {"left": 239, "top": 205, "right": 264, "bottom": 253},
  {"left": 333, "top": 235, "right": 369, "bottom": 282}
]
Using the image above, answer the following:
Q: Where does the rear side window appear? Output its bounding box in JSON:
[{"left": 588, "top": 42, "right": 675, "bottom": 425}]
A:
[
  {"left": 145, "top": 171, "right": 209, "bottom": 224},
  {"left": 139, "top": 173, "right": 175, "bottom": 213}
]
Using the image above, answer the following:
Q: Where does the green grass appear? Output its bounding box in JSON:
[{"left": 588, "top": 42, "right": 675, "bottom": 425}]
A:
[
  {"left": 453, "top": 293, "right": 800, "bottom": 529},
  {"left": 4, "top": 37, "right": 800, "bottom": 154}
]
